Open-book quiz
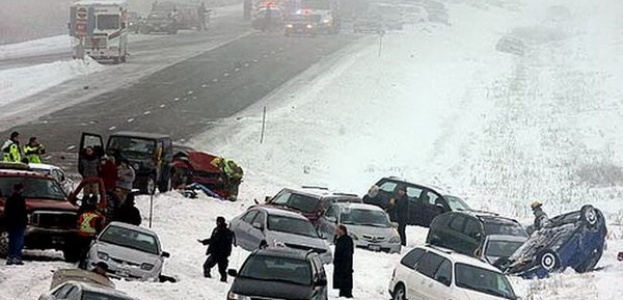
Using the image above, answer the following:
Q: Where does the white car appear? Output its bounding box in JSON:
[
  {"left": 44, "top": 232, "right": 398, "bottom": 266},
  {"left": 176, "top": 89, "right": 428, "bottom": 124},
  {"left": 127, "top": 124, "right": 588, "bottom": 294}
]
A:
[
  {"left": 316, "top": 203, "right": 402, "bottom": 253},
  {"left": 85, "top": 222, "right": 170, "bottom": 281},
  {"left": 39, "top": 280, "right": 136, "bottom": 300},
  {"left": 29, "top": 163, "right": 74, "bottom": 195},
  {"left": 389, "top": 245, "right": 519, "bottom": 300}
]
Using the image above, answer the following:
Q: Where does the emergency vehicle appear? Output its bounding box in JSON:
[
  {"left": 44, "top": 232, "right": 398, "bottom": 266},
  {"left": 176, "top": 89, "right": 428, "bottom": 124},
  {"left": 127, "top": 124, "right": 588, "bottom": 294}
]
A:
[
  {"left": 285, "top": 0, "right": 340, "bottom": 34},
  {"left": 69, "top": 0, "right": 129, "bottom": 64}
]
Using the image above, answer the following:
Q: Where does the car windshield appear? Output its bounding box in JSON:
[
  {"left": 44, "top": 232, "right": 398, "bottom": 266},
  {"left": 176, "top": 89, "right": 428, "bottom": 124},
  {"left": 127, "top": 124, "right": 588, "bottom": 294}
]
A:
[
  {"left": 82, "top": 292, "right": 134, "bottom": 300},
  {"left": 267, "top": 214, "right": 319, "bottom": 238},
  {"left": 444, "top": 195, "right": 470, "bottom": 211},
  {"left": 272, "top": 193, "right": 320, "bottom": 213},
  {"left": 340, "top": 208, "right": 391, "bottom": 227},
  {"left": 485, "top": 240, "right": 525, "bottom": 258},
  {"left": 0, "top": 177, "right": 66, "bottom": 200},
  {"left": 97, "top": 15, "right": 120, "bottom": 30},
  {"left": 99, "top": 225, "right": 159, "bottom": 255},
  {"left": 107, "top": 136, "right": 156, "bottom": 159},
  {"left": 240, "top": 254, "right": 312, "bottom": 285},
  {"left": 484, "top": 221, "right": 527, "bottom": 237},
  {"left": 455, "top": 263, "right": 517, "bottom": 300}
]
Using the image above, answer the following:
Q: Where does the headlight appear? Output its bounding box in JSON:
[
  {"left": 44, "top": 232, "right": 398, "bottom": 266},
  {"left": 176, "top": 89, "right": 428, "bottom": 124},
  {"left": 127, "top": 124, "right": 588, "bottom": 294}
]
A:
[
  {"left": 97, "top": 252, "right": 109, "bottom": 260},
  {"left": 286, "top": 24, "right": 294, "bottom": 28},
  {"left": 306, "top": 24, "right": 314, "bottom": 29},
  {"left": 227, "top": 291, "right": 250, "bottom": 300},
  {"left": 141, "top": 263, "right": 154, "bottom": 270},
  {"left": 323, "top": 19, "right": 330, "bottom": 23},
  {"left": 389, "top": 236, "right": 401, "bottom": 244}
]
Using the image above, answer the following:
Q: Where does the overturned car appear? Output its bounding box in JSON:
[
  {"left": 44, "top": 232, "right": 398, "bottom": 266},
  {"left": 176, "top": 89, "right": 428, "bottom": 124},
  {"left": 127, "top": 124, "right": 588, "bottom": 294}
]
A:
[{"left": 496, "top": 205, "right": 607, "bottom": 279}]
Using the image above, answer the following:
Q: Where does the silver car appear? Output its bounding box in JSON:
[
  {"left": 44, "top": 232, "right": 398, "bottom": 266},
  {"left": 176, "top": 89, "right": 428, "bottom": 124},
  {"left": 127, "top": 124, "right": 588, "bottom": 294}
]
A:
[
  {"left": 480, "top": 234, "right": 527, "bottom": 265},
  {"left": 317, "top": 203, "right": 402, "bottom": 253},
  {"left": 39, "top": 280, "right": 136, "bottom": 300},
  {"left": 230, "top": 206, "right": 333, "bottom": 264},
  {"left": 85, "top": 222, "right": 170, "bottom": 281}
]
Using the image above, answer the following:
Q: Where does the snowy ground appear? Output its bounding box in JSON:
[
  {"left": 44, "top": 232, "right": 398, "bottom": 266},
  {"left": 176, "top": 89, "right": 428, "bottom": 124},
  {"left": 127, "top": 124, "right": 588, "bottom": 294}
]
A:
[{"left": 2, "top": 0, "right": 623, "bottom": 299}]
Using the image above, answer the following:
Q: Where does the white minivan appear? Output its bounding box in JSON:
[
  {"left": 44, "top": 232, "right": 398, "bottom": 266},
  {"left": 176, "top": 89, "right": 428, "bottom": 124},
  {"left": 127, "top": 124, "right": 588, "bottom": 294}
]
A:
[{"left": 388, "top": 245, "right": 519, "bottom": 300}]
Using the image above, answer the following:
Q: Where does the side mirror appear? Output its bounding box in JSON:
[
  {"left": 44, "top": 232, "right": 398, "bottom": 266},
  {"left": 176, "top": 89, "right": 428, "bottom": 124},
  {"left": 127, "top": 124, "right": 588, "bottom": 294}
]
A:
[
  {"left": 162, "top": 251, "right": 170, "bottom": 258},
  {"left": 391, "top": 222, "right": 399, "bottom": 228},
  {"left": 326, "top": 216, "right": 337, "bottom": 223},
  {"left": 316, "top": 279, "right": 328, "bottom": 286},
  {"left": 227, "top": 269, "right": 238, "bottom": 277},
  {"left": 252, "top": 222, "right": 264, "bottom": 230},
  {"left": 264, "top": 196, "right": 272, "bottom": 203}
]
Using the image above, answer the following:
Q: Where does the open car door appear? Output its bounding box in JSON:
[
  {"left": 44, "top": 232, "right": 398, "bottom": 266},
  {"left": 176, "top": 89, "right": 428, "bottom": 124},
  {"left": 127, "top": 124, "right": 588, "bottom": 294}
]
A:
[{"left": 78, "top": 132, "right": 104, "bottom": 174}]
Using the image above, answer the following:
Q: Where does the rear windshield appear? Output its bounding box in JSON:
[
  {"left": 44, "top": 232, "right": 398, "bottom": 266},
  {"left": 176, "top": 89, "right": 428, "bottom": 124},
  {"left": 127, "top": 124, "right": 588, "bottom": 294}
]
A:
[
  {"left": 484, "top": 221, "right": 527, "bottom": 237},
  {"left": 240, "top": 254, "right": 311, "bottom": 285},
  {"left": 0, "top": 177, "right": 66, "bottom": 200}
]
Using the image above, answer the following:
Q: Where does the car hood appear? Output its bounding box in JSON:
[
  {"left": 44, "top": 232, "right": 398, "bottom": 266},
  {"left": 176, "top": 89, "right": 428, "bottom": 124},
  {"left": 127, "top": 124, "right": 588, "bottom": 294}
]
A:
[
  {"left": 344, "top": 224, "right": 397, "bottom": 240},
  {"left": 270, "top": 231, "right": 328, "bottom": 250},
  {"left": 94, "top": 241, "right": 160, "bottom": 265},
  {"left": 231, "top": 277, "right": 313, "bottom": 299},
  {"left": 25, "top": 199, "right": 77, "bottom": 212}
]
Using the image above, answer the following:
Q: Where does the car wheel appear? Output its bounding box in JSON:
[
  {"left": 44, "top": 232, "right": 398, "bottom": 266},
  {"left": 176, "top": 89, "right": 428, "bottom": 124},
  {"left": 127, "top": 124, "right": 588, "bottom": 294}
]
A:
[
  {"left": 581, "top": 205, "right": 598, "bottom": 228},
  {"left": 0, "top": 231, "right": 8, "bottom": 258},
  {"left": 392, "top": 283, "right": 406, "bottom": 300},
  {"left": 539, "top": 250, "right": 560, "bottom": 271}
]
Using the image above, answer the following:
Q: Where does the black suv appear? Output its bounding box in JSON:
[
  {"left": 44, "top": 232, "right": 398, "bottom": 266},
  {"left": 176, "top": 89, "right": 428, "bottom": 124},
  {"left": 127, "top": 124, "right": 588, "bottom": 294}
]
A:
[
  {"left": 426, "top": 211, "right": 528, "bottom": 257},
  {"left": 79, "top": 132, "right": 173, "bottom": 194},
  {"left": 227, "top": 248, "right": 328, "bottom": 300},
  {"left": 363, "top": 177, "right": 470, "bottom": 227}
]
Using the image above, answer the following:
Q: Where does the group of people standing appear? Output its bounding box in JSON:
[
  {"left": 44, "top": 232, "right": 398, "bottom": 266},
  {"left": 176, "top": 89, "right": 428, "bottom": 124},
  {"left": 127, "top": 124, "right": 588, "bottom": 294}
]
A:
[{"left": 2, "top": 131, "right": 46, "bottom": 164}]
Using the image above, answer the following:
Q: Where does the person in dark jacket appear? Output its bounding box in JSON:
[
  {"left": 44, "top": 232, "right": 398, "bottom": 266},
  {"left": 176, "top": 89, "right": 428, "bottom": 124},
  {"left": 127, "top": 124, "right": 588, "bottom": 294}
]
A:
[
  {"left": 100, "top": 155, "right": 118, "bottom": 193},
  {"left": 198, "top": 216, "right": 234, "bottom": 282},
  {"left": 79, "top": 147, "right": 100, "bottom": 178},
  {"left": 5, "top": 183, "right": 27, "bottom": 265},
  {"left": 114, "top": 194, "right": 141, "bottom": 226},
  {"left": 333, "top": 224, "right": 354, "bottom": 298},
  {"left": 392, "top": 186, "right": 409, "bottom": 246}
]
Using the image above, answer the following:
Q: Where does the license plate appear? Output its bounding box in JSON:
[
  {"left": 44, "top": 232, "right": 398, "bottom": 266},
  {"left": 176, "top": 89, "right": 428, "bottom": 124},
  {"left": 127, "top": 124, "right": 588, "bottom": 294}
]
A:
[{"left": 368, "top": 245, "right": 381, "bottom": 251}]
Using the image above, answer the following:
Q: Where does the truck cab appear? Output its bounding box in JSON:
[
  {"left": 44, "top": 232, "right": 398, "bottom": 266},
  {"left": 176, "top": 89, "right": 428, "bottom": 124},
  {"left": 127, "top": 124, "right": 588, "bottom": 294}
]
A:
[{"left": 79, "top": 132, "right": 173, "bottom": 194}]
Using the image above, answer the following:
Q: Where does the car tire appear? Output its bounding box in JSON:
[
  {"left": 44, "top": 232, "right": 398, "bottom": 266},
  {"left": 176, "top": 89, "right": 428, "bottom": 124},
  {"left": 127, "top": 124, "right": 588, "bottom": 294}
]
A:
[
  {"left": 580, "top": 205, "right": 599, "bottom": 228},
  {"left": 392, "top": 283, "right": 406, "bottom": 300},
  {"left": 574, "top": 247, "right": 603, "bottom": 273},
  {"left": 0, "top": 230, "right": 8, "bottom": 258},
  {"left": 539, "top": 250, "right": 561, "bottom": 271},
  {"left": 63, "top": 246, "right": 81, "bottom": 263}
]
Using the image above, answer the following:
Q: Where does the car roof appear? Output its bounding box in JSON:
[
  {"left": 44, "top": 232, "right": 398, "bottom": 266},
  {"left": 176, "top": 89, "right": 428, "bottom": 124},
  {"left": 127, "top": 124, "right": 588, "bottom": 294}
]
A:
[
  {"left": 419, "top": 245, "right": 503, "bottom": 273},
  {"left": 254, "top": 206, "right": 309, "bottom": 219},
  {"left": 28, "top": 163, "right": 60, "bottom": 171},
  {"left": 332, "top": 202, "right": 384, "bottom": 212},
  {"left": 111, "top": 131, "right": 170, "bottom": 140},
  {"left": 284, "top": 187, "right": 360, "bottom": 199},
  {"left": 0, "top": 168, "right": 52, "bottom": 179},
  {"left": 251, "top": 247, "right": 314, "bottom": 260},
  {"left": 453, "top": 210, "right": 519, "bottom": 224},
  {"left": 378, "top": 176, "right": 446, "bottom": 194},
  {"left": 485, "top": 234, "right": 528, "bottom": 242},
  {"left": 106, "top": 221, "right": 159, "bottom": 236},
  {"left": 72, "top": 281, "right": 133, "bottom": 298}
]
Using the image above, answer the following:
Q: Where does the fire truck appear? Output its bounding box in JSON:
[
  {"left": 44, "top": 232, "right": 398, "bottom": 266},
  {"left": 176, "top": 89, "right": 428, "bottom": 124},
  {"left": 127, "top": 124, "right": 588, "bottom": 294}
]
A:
[
  {"left": 285, "top": 0, "right": 340, "bottom": 34},
  {"left": 69, "top": 0, "right": 129, "bottom": 64}
]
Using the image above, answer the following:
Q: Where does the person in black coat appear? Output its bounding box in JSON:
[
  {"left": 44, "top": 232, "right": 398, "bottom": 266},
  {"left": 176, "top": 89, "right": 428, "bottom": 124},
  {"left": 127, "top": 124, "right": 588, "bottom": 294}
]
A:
[
  {"left": 113, "top": 194, "right": 141, "bottom": 226},
  {"left": 5, "top": 183, "right": 27, "bottom": 265},
  {"left": 199, "top": 216, "right": 234, "bottom": 282},
  {"left": 393, "top": 186, "right": 409, "bottom": 246},
  {"left": 333, "top": 224, "right": 354, "bottom": 298}
]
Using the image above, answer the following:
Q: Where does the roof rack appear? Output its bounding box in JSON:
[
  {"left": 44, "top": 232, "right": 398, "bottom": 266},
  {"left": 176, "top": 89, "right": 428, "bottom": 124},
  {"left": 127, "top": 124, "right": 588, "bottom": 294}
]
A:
[
  {"left": 301, "top": 186, "right": 329, "bottom": 190},
  {"left": 424, "top": 244, "right": 453, "bottom": 254},
  {"left": 332, "top": 192, "right": 359, "bottom": 197},
  {"left": 466, "top": 209, "right": 500, "bottom": 216}
]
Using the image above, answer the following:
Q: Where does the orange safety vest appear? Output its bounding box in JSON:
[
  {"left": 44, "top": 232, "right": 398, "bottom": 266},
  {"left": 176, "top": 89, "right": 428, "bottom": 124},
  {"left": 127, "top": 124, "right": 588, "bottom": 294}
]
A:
[{"left": 78, "top": 212, "right": 101, "bottom": 236}]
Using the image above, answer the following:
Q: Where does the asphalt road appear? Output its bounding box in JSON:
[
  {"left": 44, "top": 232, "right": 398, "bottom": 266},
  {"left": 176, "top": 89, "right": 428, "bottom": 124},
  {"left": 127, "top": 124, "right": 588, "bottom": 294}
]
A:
[{"left": 1, "top": 16, "right": 359, "bottom": 171}]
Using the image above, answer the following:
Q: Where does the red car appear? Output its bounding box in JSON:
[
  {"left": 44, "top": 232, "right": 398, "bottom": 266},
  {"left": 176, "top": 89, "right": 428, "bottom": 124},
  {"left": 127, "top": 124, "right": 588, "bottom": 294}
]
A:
[{"left": 169, "top": 150, "right": 230, "bottom": 199}]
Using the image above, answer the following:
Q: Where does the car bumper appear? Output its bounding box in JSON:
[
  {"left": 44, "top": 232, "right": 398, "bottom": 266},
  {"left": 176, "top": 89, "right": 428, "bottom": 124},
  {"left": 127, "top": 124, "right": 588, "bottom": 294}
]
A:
[
  {"left": 85, "top": 256, "right": 160, "bottom": 281},
  {"left": 354, "top": 240, "right": 401, "bottom": 253},
  {"left": 24, "top": 227, "right": 77, "bottom": 250}
]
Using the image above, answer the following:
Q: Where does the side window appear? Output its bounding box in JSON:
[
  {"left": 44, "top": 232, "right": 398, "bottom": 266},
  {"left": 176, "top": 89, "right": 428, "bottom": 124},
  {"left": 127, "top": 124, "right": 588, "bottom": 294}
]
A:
[
  {"left": 271, "top": 191, "right": 292, "bottom": 205},
  {"left": 425, "top": 191, "right": 438, "bottom": 205},
  {"left": 65, "top": 286, "right": 82, "bottom": 300},
  {"left": 405, "top": 186, "right": 423, "bottom": 199},
  {"left": 415, "top": 252, "right": 445, "bottom": 278},
  {"left": 251, "top": 211, "right": 266, "bottom": 226},
  {"left": 449, "top": 215, "right": 466, "bottom": 231},
  {"left": 325, "top": 205, "right": 337, "bottom": 219},
  {"left": 433, "top": 259, "right": 452, "bottom": 286},
  {"left": 464, "top": 218, "right": 482, "bottom": 240},
  {"left": 400, "top": 248, "right": 426, "bottom": 269},
  {"left": 162, "top": 139, "right": 173, "bottom": 160},
  {"left": 378, "top": 181, "right": 398, "bottom": 193},
  {"left": 53, "top": 284, "right": 73, "bottom": 298},
  {"left": 241, "top": 210, "right": 259, "bottom": 223}
]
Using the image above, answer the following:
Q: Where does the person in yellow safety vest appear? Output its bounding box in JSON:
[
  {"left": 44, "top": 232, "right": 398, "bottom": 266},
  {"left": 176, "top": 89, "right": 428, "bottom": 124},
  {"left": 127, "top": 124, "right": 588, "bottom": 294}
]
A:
[
  {"left": 23, "top": 137, "right": 46, "bottom": 164},
  {"left": 76, "top": 197, "right": 104, "bottom": 266},
  {"left": 210, "top": 157, "right": 244, "bottom": 201},
  {"left": 2, "top": 131, "right": 21, "bottom": 163}
]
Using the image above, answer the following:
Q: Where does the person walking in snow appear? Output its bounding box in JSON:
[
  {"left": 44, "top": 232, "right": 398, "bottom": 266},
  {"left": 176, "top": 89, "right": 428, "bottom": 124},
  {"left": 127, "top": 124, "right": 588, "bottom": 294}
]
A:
[
  {"left": 2, "top": 131, "right": 21, "bottom": 163},
  {"left": 5, "top": 183, "right": 27, "bottom": 265},
  {"left": 333, "top": 225, "right": 354, "bottom": 298},
  {"left": 198, "top": 216, "right": 234, "bottom": 282},
  {"left": 531, "top": 200, "right": 551, "bottom": 231},
  {"left": 23, "top": 137, "right": 45, "bottom": 164}
]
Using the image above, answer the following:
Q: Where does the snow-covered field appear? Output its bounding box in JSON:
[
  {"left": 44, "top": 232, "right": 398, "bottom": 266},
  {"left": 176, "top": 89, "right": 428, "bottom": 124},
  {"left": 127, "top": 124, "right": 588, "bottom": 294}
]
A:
[{"left": 2, "top": 0, "right": 623, "bottom": 299}]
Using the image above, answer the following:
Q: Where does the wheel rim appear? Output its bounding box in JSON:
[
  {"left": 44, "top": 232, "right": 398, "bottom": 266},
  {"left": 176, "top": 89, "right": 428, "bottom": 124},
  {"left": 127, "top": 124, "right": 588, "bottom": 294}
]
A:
[
  {"left": 394, "top": 286, "right": 405, "bottom": 300},
  {"left": 0, "top": 231, "right": 8, "bottom": 257},
  {"left": 541, "top": 253, "right": 556, "bottom": 270}
]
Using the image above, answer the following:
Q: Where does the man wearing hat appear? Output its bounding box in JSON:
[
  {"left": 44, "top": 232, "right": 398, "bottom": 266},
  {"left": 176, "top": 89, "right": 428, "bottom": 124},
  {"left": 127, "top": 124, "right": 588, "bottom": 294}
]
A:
[
  {"left": 23, "top": 137, "right": 46, "bottom": 164},
  {"left": 5, "top": 183, "right": 27, "bottom": 265},
  {"left": 531, "top": 200, "right": 551, "bottom": 231},
  {"left": 2, "top": 131, "right": 21, "bottom": 163}
]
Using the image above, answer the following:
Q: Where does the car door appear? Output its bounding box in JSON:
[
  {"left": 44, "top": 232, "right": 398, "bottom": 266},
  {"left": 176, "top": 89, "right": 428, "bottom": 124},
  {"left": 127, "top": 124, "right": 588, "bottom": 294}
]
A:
[
  {"left": 78, "top": 132, "right": 104, "bottom": 172},
  {"left": 246, "top": 210, "right": 267, "bottom": 248},
  {"left": 426, "top": 259, "right": 453, "bottom": 300},
  {"left": 398, "top": 248, "right": 426, "bottom": 298},
  {"left": 375, "top": 179, "right": 398, "bottom": 209},
  {"left": 413, "top": 252, "right": 445, "bottom": 300},
  {"left": 405, "top": 185, "right": 424, "bottom": 226},
  {"left": 310, "top": 255, "right": 328, "bottom": 300},
  {"left": 318, "top": 205, "right": 339, "bottom": 241},
  {"left": 462, "top": 217, "right": 484, "bottom": 255},
  {"left": 232, "top": 210, "right": 259, "bottom": 250},
  {"left": 421, "top": 190, "right": 448, "bottom": 226}
]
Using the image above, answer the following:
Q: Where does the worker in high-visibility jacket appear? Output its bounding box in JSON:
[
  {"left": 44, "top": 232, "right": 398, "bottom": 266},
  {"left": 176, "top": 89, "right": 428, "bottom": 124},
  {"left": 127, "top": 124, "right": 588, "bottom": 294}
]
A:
[
  {"left": 76, "top": 196, "right": 104, "bottom": 266},
  {"left": 210, "top": 157, "right": 244, "bottom": 201},
  {"left": 1, "top": 131, "right": 21, "bottom": 163},
  {"left": 23, "top": 137, "right": 46, "bottom": 164}
]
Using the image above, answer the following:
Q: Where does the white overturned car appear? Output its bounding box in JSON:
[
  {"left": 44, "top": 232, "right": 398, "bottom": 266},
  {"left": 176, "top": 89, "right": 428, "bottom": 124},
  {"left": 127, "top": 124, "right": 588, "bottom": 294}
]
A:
[{"left": 85, "top": 222, "right": 170, "bottom": 281}]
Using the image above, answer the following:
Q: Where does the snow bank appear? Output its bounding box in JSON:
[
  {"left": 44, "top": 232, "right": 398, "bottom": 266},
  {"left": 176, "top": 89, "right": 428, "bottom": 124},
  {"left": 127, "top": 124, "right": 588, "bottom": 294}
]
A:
[
  {"left": 0, "top": 35, "right": 70, "bottom": 60},
  {"left": 0, "top": 57, "right": 105, "bottom": 109}
]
